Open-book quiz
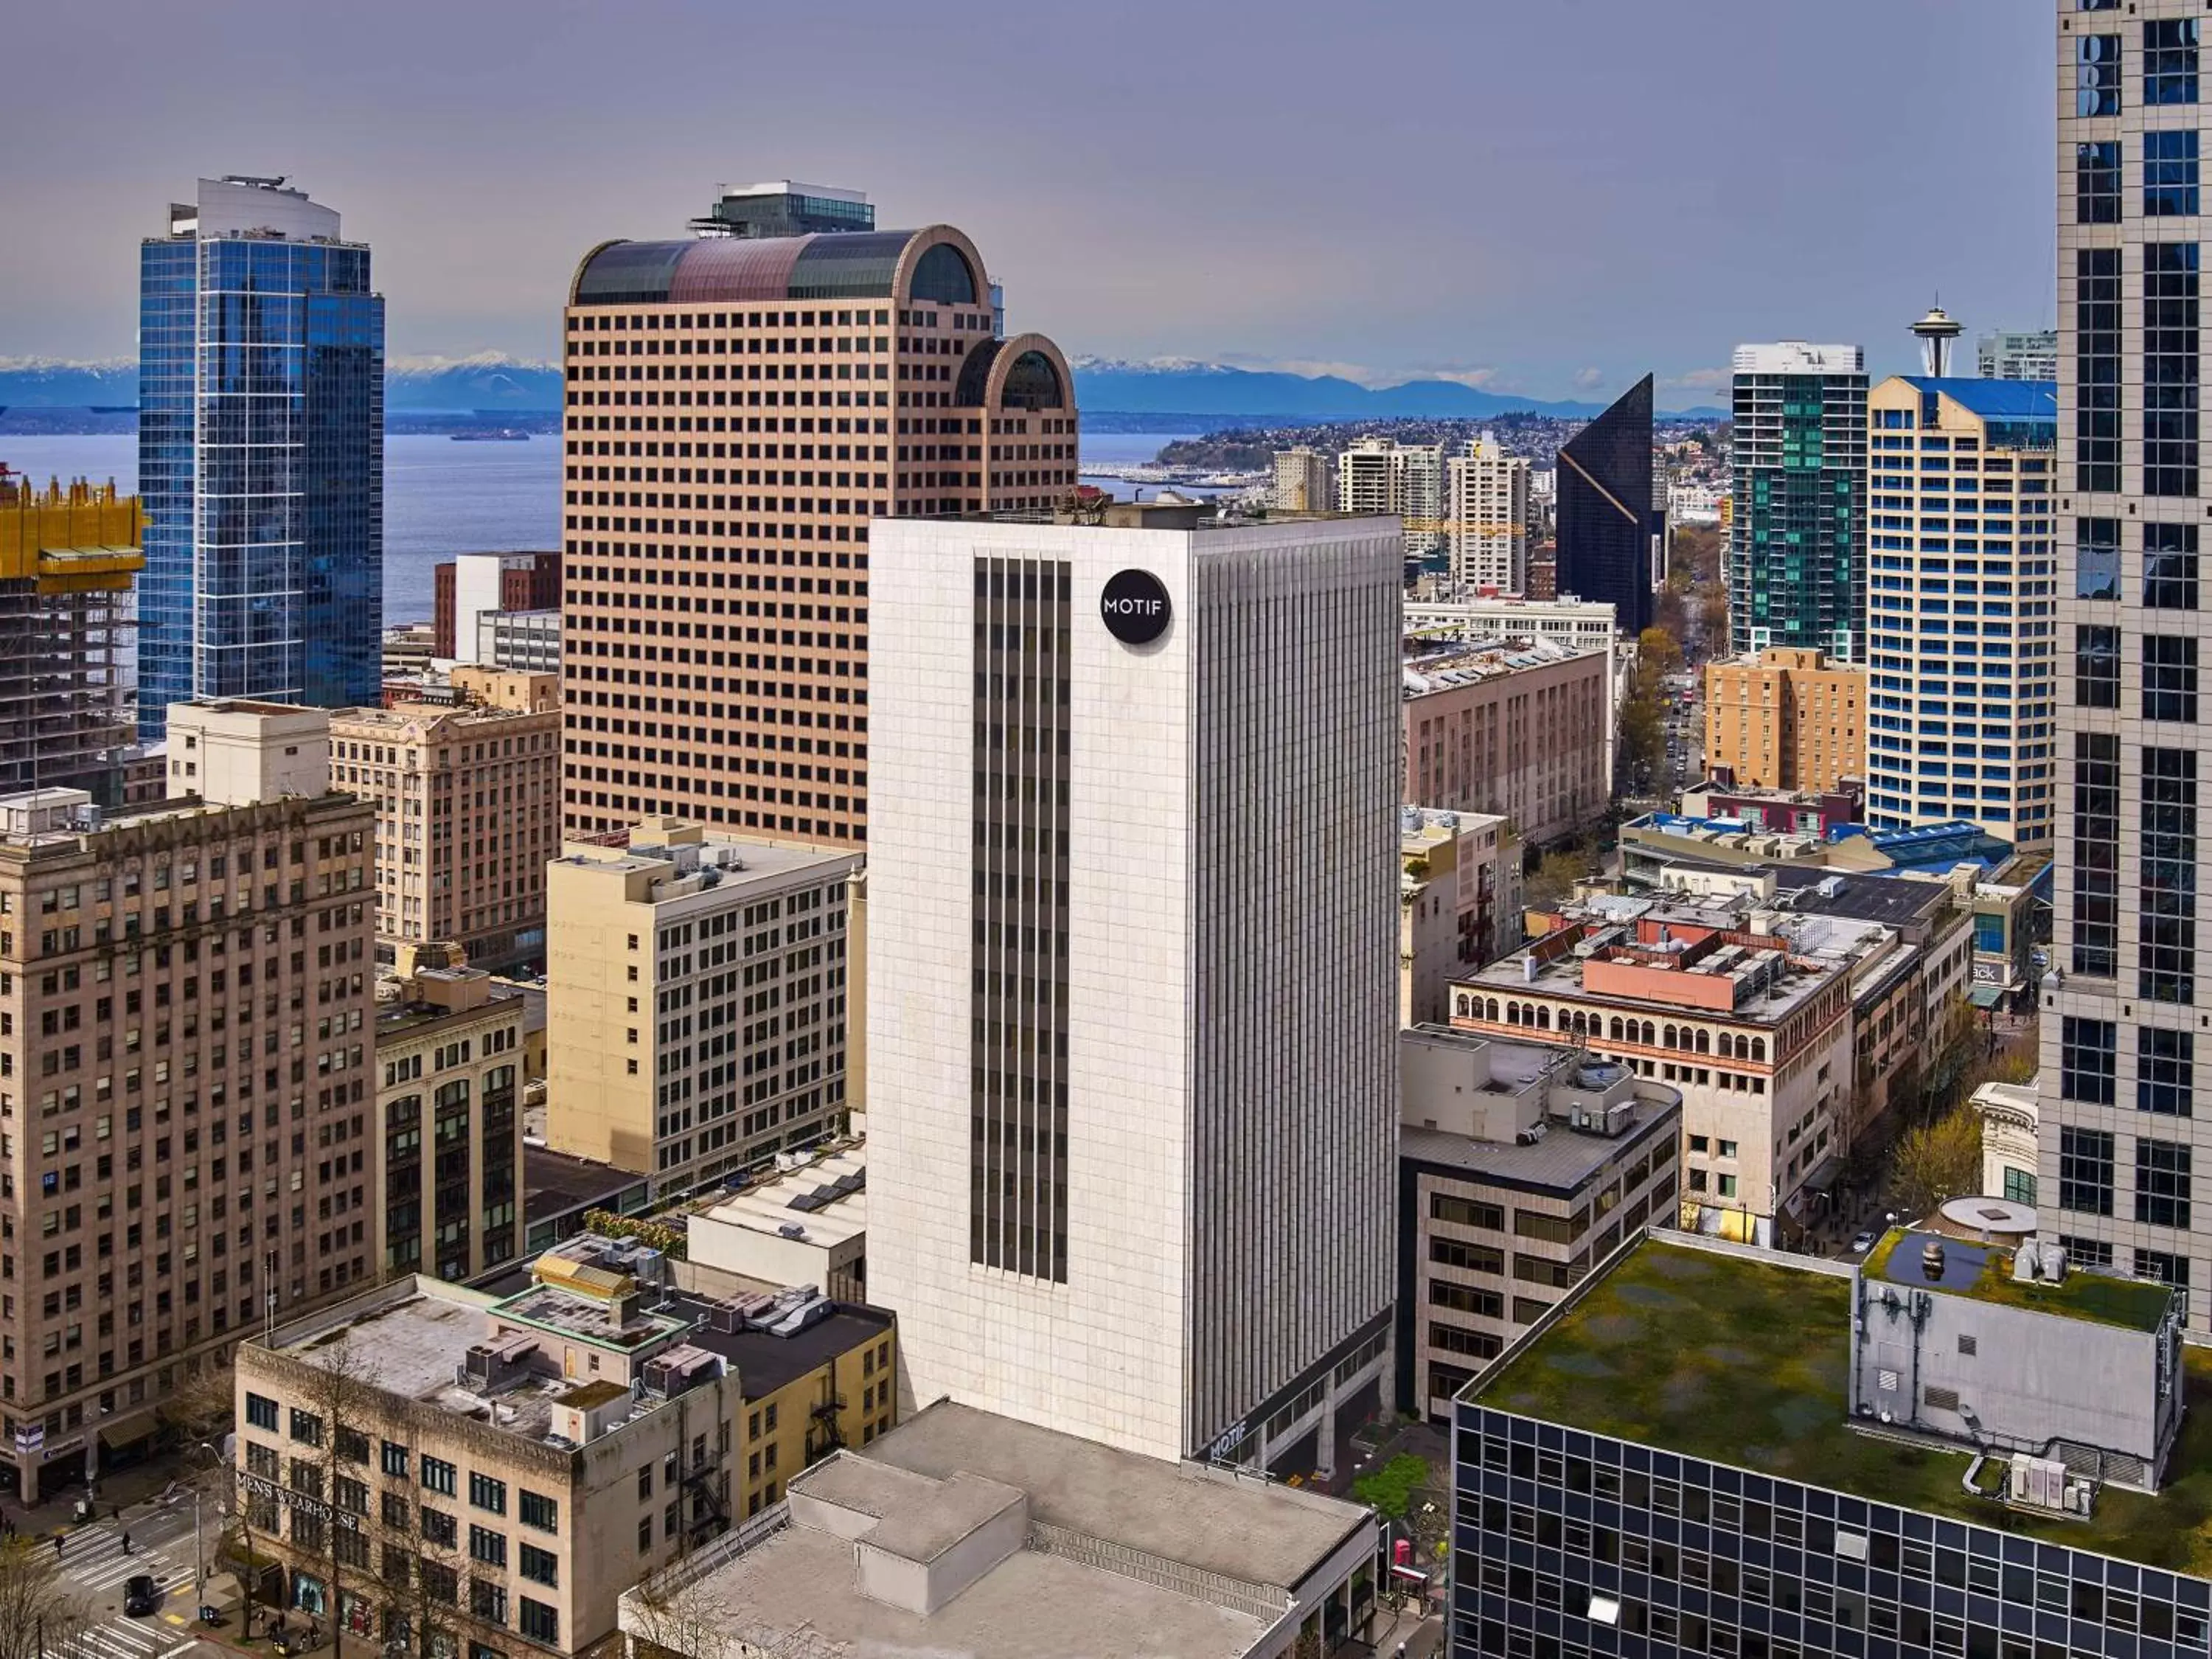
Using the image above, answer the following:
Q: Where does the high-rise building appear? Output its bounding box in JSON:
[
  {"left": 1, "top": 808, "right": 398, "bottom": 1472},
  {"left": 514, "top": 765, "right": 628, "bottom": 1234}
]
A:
[
  {"left": 1339, "top": 435, "right": 1447, "bottom": 563},
  {"left": 866, "top": 500, "right": 1401, "bottom": 1470},
  {"left": 2043, "top": 0, "right": 2212, "bottom": 1323},
  {"left": 1270, "top": 445, "right": 1335, "bottom": 512},
  {"left": 330, "top": 682, "right": 563, "bottom": 970},
  {"left": 545, "top": 821, "right": 858, "bottom": 1194},
  {"left": 1703, "top": 647, "right": 1866, "bottom": 794},
  {"left": 1555, "top": 375, "right": 1655, "bottom": 634},
  {"left": 433, "top": 552, "right": 561, "bottom": 661},
  {"left": 558, "top": 187, "right": 1079, "bottom": 847},
  {"left": 137, "top": 177, "right": 383, "bottom": 739},
  {"left": 1728, "top": 343, "right": 1868, "bottom": 661},
  {"left": 0, "top": 779, "right": 375, "bottom": 1500},
  {"left": 0, "top": 469, "right": 143, "bottom": 804},
  {"left": 1978, "top": 326, "right": 2060, "bottom": 380},
  {"left": 1445, "top": 437, "right": 1531, "bottom": 594},
  {"left": 1863, "top": 374, "right": 2059, "bottom": 846}
]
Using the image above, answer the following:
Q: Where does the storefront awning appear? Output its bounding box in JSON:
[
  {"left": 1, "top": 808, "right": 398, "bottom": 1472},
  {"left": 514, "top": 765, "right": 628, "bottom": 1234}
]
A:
[
  {"left": 1968, "top": 984, "right": 2006, "bottom": 1009},
  {"left": 97, "top": 1408, "right": 159, "bottom": 1451},
  {"left": 1803, "top": 1155, "right": 1844, "bottom": 1196}
]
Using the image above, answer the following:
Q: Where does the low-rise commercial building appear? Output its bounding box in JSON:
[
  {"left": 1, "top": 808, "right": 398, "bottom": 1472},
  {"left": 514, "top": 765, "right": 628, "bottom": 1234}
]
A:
[
  {"left": 1402, "top": 594, "right": 1618, "bottom": 656},
  {"left": 1453, "top": 1226, "right": 2199, "bottom": 1659},
  {"left": 1403, "top": 641, "right": 1613, "bottom": 847},
  {"left": 331, "top": 681, "right": 562, "bottom": 972},
  {"left": 1704, "top": 647, "right": 1866, "bottom": 794},
  {"left": 1450, "top": 891, "right": 1905, "bottom": 1242},
  {"left": 1680, "top": 776, "right": 1864, "bottom": 838},
  {"left": 233, "top": 1231, "right": 896, "bottom": 1654},
  {"left": 0, "top": 780, "right": 376, "bottom": 1499},
  {"left": 619, "top": 1398, "right": 1380, "bottom": 1659},
  {"left": 544, "top": 821, "right": 857, "bottom": 1195},
  {"left": 1396, "top": 1026, "right": 1680, "bottom": 1422},
  {"left": 375, "top": 964, "right": 528, "bottom": 1283},
  {"left": 1401, "top": 807, "right": 1523, "bottom": 1026},
  {"left": 480, "top": 608, "right": 560, "bottom": 675},
  {"left": 520, "top": 1147, "right": 652, "bottom": 1257},
  {"left": 685, "top": 1141, "right": 867, "bottom": 1303}
]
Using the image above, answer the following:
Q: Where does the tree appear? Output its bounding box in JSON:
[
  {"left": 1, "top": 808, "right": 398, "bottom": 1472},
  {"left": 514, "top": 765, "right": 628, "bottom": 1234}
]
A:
[
  {"left": 1888, "top": 1107, "right": 1983, "bottom": 1219},
  {"left": 1351, "top": 1453, "right": 1430, "bottom": 1522},
  {"left": 0, "top": 1534, "right": 91, "bottom": 1659},
  {"left": 1524, "top": 843, "right": 1597, "bottom": 914},
  {"left": 1637, "top": 626, "right": 1685, "bottom": 682},
  {"left": 625, "top": 1557, "right": 739, "bottom": 1659}
]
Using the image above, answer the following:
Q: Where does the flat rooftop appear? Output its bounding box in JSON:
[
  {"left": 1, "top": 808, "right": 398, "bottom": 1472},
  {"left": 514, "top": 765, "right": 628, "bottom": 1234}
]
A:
[
  {"left": 1476, "top": 1235, "right": 2212, "bottom": 1573},
  {"left": 1402, "top": 1096, "right": 1677, "bottom": 1194},
  {"left": 522, "top": 1145, "right": 646, "bottom": 1219},
  {"left": 658, "top": 1400, "right": 1372, "bottom": 1659},
  {"left": 692, "top": 1145, "right": 866, "bottom": 1250},
  {"left": 1864, "top": 1227, "right": 2174, "bottom": 1333}
]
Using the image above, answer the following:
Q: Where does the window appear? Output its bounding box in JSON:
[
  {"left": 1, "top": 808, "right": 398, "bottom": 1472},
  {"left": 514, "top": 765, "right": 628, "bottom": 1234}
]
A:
[
  {"left": 2140, "top": 748, "right": 2198, "bottom": 1003},
  {"left": 2146, "top": 244, "right": 2201, "bottom": 498},
  {"left": 421, "top": 1455, "right": 457, "bottom": 1498},
  {"left": 519, "top": 1542, "right": 559, "bottom": 1586},
  {"left": 2146, "top": 636, "right": 2201, "bottom": 722},
  {"left": 2078, "top": 32, "right": 2122, "bottom": 115},
  {"left": 335, "top": 1427, "right": 369, "bottom": 1466},
  {"left": 2147, "top": 130, "right": 2201, "bottom": 214},
  {"left": 637, "top": 1464, "right": 653, "bottom": 1500},
  {"left": 2075, "top": 625, "right": 2120, "bottom": 707},
  {"left": 2077, "top": 516, "right": 2122, "bottom": 599},
  {"left": 2146, "top": 18, "right": 2201, "bottom": 105},
  {"left": 2146, "top": 523, "right": 2201, "bottom": 611},
  {"left": 2059, "top": 1126, "right": 2116, "bottom": 1217},
  {"left": 420, "top": 1506, "right": 458, "bottom": 1548},
  {"left": 245, "top": 1392, "right": 278, "bottom": 1432},
  {"left": 467, "top": 1525, "right": 507, "bottom": 1568},
  {"left": 470, "top": 1579, "right": 507, "bottom": 1627},
  {"left": 288, "top": 1408, "right": 323, "bottom": 1447},
  {"left": 1430, "top": 1193, "right": 1503, "bottom": 1231},
  {"left": 2136, "top": 1248, "right": 2191, "bottom": 1290},
  {"left": 2003, "top": 1167, "right": 2038, "bottom": 1206},
  {"left": 1973, "top": 913, "right": 2006, "bottom": 954},
  {"left": 2077, "top": 139, "right": 2122, "bottom": 223},
  {"left": 2141, "top": 1028, "right": 2196, "bottom": 1116},
  {"left": 1717, "top": 1175, "right": 1739, "bottom": 1198},
  {"left": 2137, "top": 1138, "right": 2194, "bottom": 1228},
  {"left": 469, "top": 1472, "right": 507, "bottom": 1514},
  {"left": 380, "top": 1441, "right": 408, "bottom": 1480},
  {"left": 519, "top": 1599, "right": 558, "bottom": 1644},
  {"left": 2074, "top": 733, "right": 2121, "bottom": 976},
  {"left": 2062, "top": 1017, "right": 2118, "bottom": 1105},
  {"left": 518, "top": 1489, "right": 558, "bottom": 1533},
  {"left": 1430, "top": 1237, "right": 1504, "bottom": 1274},
  {"left": 2079, "top": 248, "right": 2123, "bottom": 492},
  {"left": 1429, "top": 1280, "right": 1503, "bottom": 1319}
]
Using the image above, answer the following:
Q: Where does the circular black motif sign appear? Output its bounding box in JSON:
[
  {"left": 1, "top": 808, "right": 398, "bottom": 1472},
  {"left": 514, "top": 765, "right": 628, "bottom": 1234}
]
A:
[{"left": 1100, "top": 568, "right": 1172, "bottom": 645}]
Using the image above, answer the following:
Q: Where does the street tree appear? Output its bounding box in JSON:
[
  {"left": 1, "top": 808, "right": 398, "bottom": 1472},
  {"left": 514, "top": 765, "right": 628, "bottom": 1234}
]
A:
[
  {"left": 0, "top": 1533, "right": 91, "bottom": 1659},
  {"left": 1888, "top": 1107, "right": 1983, "bottom": 1220}
]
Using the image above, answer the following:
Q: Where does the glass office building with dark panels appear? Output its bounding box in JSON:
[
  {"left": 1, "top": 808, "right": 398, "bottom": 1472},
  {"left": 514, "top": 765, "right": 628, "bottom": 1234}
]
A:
[
  {"left": 136, "top": 178, "right": 383, "bottom": 739},
  {"left": 1556, "top": 375, "right": 1655, "bottom": 636},
  {"left": 1728, "top": 344, "right": 1868, "bottom": 663},
  {"left": 1451, "top": 1231, "right": 2212, "bottom": 1659}
]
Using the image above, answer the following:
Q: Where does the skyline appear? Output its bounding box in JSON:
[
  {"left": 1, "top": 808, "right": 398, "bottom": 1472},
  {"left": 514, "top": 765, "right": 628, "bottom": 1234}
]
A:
[{"left": 2, "top": 0, "right": 2051, "bottom": 403}]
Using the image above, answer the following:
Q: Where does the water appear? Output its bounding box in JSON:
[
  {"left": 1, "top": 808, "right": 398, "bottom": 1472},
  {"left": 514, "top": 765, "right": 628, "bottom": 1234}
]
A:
[{"left": 0, "top": 429, "right": 1197, "bottom": 625}]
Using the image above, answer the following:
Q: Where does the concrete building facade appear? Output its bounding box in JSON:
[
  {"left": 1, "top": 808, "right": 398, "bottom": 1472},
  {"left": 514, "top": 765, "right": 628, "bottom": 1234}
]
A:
[
  {"left": 1269, "top": 446, "right": 1334, "bottom": 514},
  {"left": 1446, "top": 438, "right": 1531, "bottom": 594},
  {"left": 0, "top": 782, "right": 376, "bottom": 1500},
  {"left": 1400, "top": 806, "right": 1523, "bottom": 1027},
  {"left": 434, "top": 552, "right": 561, "bottom": 662},
  {"left": 544, "top": 823, "right": 857, "bottom": 1196},
  {"left": 330, "top": 687, "right": 561, "bottom": 970},
  {"left": 559, "top": 189, "right": 1080, "bottom": 846},
  {"left": 165, "top": 700, "right": 333, "bottom": 807},
  {"left": 867, "top": 504, "right": 1401, "bottom": 1470},
  {"left": 1703, "top": 646, "right": 1867, "bottom": 794},
  {"left": 1403, "top": 642, "right": 1614, "bottom": 847},
  {"left": 1339, "top": 436, "right": 1445, "bottom": 563},
  {"left": 1402, "top": 594, "right": 1618, "bottom": 656}
]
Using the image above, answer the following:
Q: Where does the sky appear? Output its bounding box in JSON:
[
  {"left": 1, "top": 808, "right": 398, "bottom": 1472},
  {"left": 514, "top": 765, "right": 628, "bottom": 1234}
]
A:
[{"left": 0, "top": 0, "right": 2053, "bottom": 403}]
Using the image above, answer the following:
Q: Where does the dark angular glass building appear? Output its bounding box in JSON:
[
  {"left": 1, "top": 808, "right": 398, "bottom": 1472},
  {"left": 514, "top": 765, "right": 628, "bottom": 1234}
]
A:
[
  {"left": 138, "top": 176, "right": 383, "bottom": 739},
  {"left": 1556, "top": 375, "right": 1655, "bottom": 635},
  {"left": 1451, "top": 1229, "right": 2207, "bottom": 1659}
]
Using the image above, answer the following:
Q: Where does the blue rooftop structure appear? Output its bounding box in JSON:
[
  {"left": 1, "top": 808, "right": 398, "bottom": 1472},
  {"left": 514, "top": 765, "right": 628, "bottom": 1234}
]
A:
[
  {"left": 1899, "top": 375, "right": 2057, "bottom": 422},
  {"left": 1849, "top": 818, "right": 2017, "bottom": 874}
]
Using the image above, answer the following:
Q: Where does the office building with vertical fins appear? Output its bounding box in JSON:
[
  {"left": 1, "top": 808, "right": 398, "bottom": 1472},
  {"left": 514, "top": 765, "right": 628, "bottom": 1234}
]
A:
[
  {"left": 2043, "top": 0, "right": 2212, "bottom": 1325},
  {"left": 557, "top": 182, "right": 1079, "bottom": 849},
  {"left": 136, "top": 177, "right": 383, "bottom": 738},
  {"left": 866, "top": 498, "right": 1402, "bottom": 1470},
  {"left": 1728, "top": 342, "right": 1868, "bottom": 661},
  {"left": 1554, "top": 375, "right": 1655, "bottom": 634}
]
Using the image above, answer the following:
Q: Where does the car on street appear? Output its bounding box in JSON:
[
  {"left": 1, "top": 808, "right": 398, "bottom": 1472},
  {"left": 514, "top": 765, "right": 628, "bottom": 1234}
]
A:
[
  {"left": 1850, "top": 1231, "right": 1876, "bottom": 1255},
  {"left": 123, "top": 1573, "right": 161, "bottom": 1617}
]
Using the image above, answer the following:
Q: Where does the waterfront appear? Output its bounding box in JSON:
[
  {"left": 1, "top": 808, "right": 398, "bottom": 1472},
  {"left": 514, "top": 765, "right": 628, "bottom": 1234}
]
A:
[{"left": 0, "top": 431, "right": 1198, "bottom": 624}]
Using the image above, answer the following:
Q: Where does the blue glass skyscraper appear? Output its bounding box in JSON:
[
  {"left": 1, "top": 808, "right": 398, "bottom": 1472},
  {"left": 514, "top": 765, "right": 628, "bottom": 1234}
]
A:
[{"left": 138, "top": 176, "right": 383, "bottom": 739}]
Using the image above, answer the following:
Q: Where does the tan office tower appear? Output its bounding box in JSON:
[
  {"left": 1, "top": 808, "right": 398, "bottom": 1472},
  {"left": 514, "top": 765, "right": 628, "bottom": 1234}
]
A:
[
  {"left": 560, "top": 184, "right": 1080, "bottom": 846},
  {"left": 0, "top": 781, "right": 375, "bottom": 1500}
]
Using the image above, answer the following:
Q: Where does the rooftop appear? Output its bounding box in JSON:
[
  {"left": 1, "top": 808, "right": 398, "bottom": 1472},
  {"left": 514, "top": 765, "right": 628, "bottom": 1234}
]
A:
[
  {"left": 1404, "top": 638, "right": 1607, "bottom": 697},
  {"left": 1477, "top": 1234, "right": 2212, "bottom": 1573},
  {"left": 522, "top": 1145, "right": 647, "bottom": 1220},
  {"left": 690, "top": 1144, "right": 867, "bottom": 1251},
  {"left": 1898, "top": 375, "right": 2059, "bottom": 423},
  {"left": 1862, "top": 1228, "right": 2173, "bottom": 1333}
]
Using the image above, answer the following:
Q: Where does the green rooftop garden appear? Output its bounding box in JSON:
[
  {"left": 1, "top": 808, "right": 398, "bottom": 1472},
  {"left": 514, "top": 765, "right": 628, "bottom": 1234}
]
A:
[
  {"left": 1478, "top": 1238, "right": 2212, "bottom": 1575},
  {"left": 1863, "top": 1228, "right": 2176, "bottom": 1334}
]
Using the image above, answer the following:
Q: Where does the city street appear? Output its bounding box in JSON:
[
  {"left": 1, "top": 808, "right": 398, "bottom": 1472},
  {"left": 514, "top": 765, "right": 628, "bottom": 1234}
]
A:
[{"left": 48, "top": 1498, "right": 213, "bottom": 1659}]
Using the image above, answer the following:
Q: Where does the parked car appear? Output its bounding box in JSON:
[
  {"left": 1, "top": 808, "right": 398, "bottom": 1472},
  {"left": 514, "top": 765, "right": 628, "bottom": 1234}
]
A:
[
  {"left": 1850, "top": 1231, "right": 1876, "bottom": 1256},
  {"left": 123, "top": 1574, "right": 160, "bottom": 1617}
]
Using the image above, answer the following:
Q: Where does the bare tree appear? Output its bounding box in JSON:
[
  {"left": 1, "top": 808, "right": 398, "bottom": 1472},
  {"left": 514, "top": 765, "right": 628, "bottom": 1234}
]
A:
[
  {"left": 0, "top": 1533, "right": 92, "bottom": 1659},
  {"left": 624, "top": 1568, "right": 738, "bottom": 1659}
]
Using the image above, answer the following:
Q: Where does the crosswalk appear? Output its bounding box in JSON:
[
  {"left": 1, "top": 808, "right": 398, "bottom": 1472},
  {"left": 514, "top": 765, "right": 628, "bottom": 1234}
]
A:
[
  {"left": 55, "top": 1522, "right": 195, "bottom": 1593},
  {"left": 46, "top": 1518, "right": 204, "bottom": 1659},
  {"left": 63, "top": 1618, "right": 200, "bottom": 1659}
]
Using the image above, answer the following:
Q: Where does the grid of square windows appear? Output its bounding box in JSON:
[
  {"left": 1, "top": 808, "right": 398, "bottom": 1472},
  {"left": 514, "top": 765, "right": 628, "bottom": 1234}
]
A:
[
  {"left": 2059, "top": 1124, "right": 2117, "bottom": 1217},
  {"left": 2136, "top": 1137, "right": 2194, "bottom": 1230},
  {"left": 2140, "top": 1027, "right": 2196, "bottom": 1117},
  {"left": 2140, "top": 747, "right": 2199, "bottom": 1004}
]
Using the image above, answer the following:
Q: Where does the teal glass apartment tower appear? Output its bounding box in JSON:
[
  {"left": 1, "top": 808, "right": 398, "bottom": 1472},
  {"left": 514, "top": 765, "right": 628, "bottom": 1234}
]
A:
[
  {"left": 1728, "top": 342, "right": 1868, "bottom": 661},
  {"left": 138, "top": 176, "right": 383, "bottom": 740}
]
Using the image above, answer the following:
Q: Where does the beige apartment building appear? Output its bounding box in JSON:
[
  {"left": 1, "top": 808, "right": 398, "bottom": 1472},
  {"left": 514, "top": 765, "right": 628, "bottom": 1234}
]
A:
[
  {"left": 330, "top": 679, "right": 561, "bottom": 972},
  {"left": 546, "top": 820, "right": 857, "bottom": 1195},
  {"left": 374, "top": 964, "right": 528, "bottom": 1284},
  {"left": 1402, "top": 644, "right": 1613, "bottom": 846},
  {"left": 1398, "top": 1026, "right": 1681, "bottom": 1420},
  {"left": 559, "top": 184, "right": 1081, "bottom": 846},
  {"left": 1270, "top": 445, "right": 1334, "bottom": 512},
  {"left": 234, "top": 1232, "right": 897, "bottom": 1654},
  {"left": 0, "top": 779, "right": 375, "bottom": 1500},
  {"left": 1703, "top": 647, "right": 1866, "bottom": 793},
  {"left": 1446, "top": 437, "right": 1531, "bottom": 594},
  {"left": 1400, "top": 806, "right": 1523, "bottom": 1026},
  {"left": 165, "top": 699, "right": 331, "bottom": 804}
]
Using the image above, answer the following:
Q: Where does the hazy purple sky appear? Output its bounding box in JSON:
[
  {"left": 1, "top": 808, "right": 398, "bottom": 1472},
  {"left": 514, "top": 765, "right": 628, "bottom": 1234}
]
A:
[{"left": 1, "top": 0, "right": 2051, "bottom": 400}]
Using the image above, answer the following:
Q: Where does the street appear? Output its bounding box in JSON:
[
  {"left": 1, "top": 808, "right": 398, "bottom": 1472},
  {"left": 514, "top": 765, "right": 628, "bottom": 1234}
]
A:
[{"left": 48, "top": 1498, "right": 218, "bottom": 1659}]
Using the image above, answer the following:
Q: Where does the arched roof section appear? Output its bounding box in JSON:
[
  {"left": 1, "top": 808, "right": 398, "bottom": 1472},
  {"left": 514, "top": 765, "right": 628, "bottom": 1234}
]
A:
[
  {"left": 891, "top": 226, "right": 988, "bottom": 310},
  {"left": 979, "top": 333, "right": 1074, "bottom": 414}
]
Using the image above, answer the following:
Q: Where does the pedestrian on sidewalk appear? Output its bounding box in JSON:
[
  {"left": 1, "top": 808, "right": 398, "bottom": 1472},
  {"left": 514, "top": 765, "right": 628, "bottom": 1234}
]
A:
[{"left": 120, "top": 1529, "right": 131, "bottom": 1555}]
